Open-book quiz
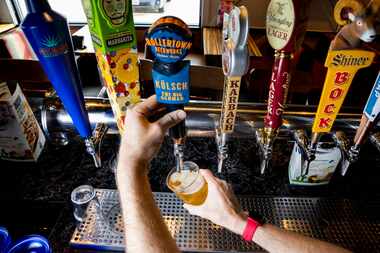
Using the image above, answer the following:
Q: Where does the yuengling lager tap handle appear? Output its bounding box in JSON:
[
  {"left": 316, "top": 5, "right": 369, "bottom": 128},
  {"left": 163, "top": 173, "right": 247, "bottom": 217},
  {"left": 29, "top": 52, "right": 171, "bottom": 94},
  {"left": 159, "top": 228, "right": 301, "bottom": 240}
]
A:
[{"left": 259, "top": 0, "right": 310, "bottom": 174}]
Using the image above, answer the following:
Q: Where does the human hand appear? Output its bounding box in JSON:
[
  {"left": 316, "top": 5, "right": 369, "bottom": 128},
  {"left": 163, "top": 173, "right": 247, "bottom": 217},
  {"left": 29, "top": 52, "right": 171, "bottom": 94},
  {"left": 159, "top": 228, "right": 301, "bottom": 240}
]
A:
[
  {"left": 118, "top": 95, "right": 186, "bottom": 172},
  {"left": 183, "top": 170, "right": 248, "bottom": 235}
]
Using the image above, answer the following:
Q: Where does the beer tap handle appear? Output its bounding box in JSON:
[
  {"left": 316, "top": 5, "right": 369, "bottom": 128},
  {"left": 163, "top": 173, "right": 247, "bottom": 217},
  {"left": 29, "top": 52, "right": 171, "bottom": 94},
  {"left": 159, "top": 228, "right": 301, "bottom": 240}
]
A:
[
  {"left": 217, "top": 5, "right": 249, "bottom": 173},
  {"left": 353, "top": 72, "right": 380, "bottom": 146},
  {"left": 338, "top": 70, "right": 380, "bottom": 175},
  {"left": 259, "top": 0, "right": 310, "bottom": 174},
  {"left": 22, "top": 0, "right": 100, "bottom": 168}
]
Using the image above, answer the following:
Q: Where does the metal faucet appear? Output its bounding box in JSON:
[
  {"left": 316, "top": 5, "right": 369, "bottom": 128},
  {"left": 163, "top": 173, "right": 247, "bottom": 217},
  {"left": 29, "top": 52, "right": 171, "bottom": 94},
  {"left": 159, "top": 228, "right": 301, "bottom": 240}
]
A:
[
  {"left": 370, "top": 132, "right": 380, "bottom": 153},
  {"left": 173, "top": 138, "right": 185, "bottom": 172},
  {"left": 216, "top": 128, "right": 228, "bottom": 173},
  {"left": 255, "top": 128, "right": 278, "bottom": 174}
]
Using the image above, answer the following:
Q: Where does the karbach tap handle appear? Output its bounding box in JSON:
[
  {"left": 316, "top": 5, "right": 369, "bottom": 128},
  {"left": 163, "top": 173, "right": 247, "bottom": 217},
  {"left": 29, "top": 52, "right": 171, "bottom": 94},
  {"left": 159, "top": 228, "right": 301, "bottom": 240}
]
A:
[
  {"left": 220, "top": 6, "right": 249, "bottom": 134},
  {"left": 217, "top": 5, "right": 249, "bottom": 173}
]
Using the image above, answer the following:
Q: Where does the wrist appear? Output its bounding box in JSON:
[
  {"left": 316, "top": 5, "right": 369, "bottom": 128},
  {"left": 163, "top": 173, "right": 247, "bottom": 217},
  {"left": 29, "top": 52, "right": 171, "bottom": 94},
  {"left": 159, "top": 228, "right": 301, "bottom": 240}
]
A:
[{"left": 226, "top": 211, "right": 248, "bottom": 235}]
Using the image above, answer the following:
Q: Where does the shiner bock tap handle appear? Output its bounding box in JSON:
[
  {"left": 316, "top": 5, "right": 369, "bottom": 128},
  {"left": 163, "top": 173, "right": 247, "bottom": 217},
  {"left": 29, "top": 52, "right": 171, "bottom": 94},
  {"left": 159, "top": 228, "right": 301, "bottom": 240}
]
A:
[
  {"left": 311, "top": 0, "right": 376, "bottom": 147},
  {"left": 311, "top": 50, "right": 375, "bottom": 135},
  {"left": 220, "top": 6, "right": 249, "bottom": 134}
]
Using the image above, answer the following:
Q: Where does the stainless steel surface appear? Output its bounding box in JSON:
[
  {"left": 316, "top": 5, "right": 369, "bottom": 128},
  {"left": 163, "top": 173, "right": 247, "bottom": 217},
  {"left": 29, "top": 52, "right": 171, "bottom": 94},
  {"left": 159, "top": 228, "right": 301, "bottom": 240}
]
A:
[
  {"left": 42, "top": 98, "right": 366, "bottom": 141},
  {"left": 71, "top": 189, "right": 380, "bottom": 252}
]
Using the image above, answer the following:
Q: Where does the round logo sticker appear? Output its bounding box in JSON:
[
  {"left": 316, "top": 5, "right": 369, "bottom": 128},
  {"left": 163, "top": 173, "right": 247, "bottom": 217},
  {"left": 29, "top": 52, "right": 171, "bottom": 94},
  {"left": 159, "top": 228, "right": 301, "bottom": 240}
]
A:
[
  {"left": 266, "top": 0, "right": 295, "bottom": 50},
  {"left": 146, "top": 16, "right": 192, "bottom": 63}
]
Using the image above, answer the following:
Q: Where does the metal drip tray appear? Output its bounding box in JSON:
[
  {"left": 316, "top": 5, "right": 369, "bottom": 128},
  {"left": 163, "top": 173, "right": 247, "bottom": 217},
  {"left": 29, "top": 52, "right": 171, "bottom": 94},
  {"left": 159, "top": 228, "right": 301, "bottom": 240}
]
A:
[{"left": 70, "top": 189, "right": 380, "bottom": 252}]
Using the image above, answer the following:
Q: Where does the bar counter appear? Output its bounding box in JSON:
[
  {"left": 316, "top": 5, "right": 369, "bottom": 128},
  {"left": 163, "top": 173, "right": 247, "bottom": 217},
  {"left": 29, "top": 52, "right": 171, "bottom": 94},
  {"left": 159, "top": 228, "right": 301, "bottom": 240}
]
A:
[{"left": 1, "top": 133, "right": 380, "bottom": 252}]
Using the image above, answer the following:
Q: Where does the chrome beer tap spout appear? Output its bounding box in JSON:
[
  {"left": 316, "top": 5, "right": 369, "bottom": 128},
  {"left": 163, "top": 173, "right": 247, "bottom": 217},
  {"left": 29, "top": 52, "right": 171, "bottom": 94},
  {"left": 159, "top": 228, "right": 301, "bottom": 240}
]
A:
[
  {"left": 293, "top": 130, "right": 319, "bottom": 175},
  {"left": 255, "top": 128, "right": 277, "bottom": 175},
  {"left": 85, "top": 138, "right": 102, "bottom": 168},
  {"left": 173, "top": 138, "right": 185, "bottom": 173},
  {"left": 293, "top": 129, "right": 312, "bottom": 160},
  {"left": 370, "top": 132, "right": 380, "bottom": 153},
  {"left": 216, "top": 128, "right": 228, "bottom": 174}
]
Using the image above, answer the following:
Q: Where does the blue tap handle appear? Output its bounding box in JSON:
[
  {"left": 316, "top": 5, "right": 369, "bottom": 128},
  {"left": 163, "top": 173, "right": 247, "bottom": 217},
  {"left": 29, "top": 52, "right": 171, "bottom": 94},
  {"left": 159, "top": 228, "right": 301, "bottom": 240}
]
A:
[{"left": 21, "top": 0, "right": 91, "bottom": 138}]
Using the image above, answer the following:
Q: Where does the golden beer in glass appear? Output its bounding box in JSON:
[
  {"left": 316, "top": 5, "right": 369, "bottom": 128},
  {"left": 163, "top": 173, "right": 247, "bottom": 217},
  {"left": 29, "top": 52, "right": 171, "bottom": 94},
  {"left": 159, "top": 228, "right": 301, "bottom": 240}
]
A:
[{"left": 166, "top": 161, "right": 208, "bottom": 205}]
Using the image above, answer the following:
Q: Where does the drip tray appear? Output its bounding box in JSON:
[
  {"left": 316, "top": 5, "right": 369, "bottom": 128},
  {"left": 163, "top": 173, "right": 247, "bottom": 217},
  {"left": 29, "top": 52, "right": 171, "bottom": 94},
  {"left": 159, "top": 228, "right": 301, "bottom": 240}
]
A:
[{"left": 70, "top": 189, "right": 380, "bottom": 252}]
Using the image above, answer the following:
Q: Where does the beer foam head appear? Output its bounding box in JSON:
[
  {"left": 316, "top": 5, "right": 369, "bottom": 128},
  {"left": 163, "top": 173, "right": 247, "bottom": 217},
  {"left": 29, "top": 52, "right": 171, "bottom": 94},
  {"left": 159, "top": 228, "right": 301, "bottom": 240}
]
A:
[
  {"left": 169, "top": 169, "right": 198, "bottom": 190},
  {"left": 168, "top": 161, "right": 201, "bottom": 192}
]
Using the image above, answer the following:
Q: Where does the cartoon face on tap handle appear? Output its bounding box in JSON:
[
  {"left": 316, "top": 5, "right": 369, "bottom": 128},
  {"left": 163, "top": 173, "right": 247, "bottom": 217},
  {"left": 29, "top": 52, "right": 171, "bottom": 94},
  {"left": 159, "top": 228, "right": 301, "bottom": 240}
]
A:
[{"left": 101, "top": 0, "right": 127, "bottom": 25}]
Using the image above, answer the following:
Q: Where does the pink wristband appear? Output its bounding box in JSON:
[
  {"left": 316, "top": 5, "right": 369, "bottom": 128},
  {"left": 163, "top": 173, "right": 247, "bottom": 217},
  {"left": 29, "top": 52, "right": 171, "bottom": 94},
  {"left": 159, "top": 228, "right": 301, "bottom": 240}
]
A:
[{"left": 242, "top": 217, "right": 261, "bottom": 241}]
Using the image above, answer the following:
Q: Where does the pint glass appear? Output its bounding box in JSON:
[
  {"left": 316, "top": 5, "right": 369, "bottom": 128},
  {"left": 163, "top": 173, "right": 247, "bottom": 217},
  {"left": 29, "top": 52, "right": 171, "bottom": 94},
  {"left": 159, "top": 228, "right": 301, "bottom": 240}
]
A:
[{"left": 166, "top": 161, "right": 208, "bottom": 205}]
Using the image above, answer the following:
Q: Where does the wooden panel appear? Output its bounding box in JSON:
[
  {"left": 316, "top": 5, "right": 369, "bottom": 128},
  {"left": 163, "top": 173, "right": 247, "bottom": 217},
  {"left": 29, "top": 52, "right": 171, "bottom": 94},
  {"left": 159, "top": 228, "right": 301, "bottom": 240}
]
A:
[
  {"left": 0, "top": 59, "right": 49, "bottom": 82},
  {"left": 203, "top": 27, "right": 262, "bottom": 56}
]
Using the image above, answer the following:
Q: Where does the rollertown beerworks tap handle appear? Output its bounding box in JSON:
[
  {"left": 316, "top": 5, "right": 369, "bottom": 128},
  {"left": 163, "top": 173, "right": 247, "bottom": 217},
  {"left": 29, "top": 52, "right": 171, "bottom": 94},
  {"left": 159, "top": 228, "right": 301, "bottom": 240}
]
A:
[{"left": 146, "top": 16, "right": 192, "bottom": 172}]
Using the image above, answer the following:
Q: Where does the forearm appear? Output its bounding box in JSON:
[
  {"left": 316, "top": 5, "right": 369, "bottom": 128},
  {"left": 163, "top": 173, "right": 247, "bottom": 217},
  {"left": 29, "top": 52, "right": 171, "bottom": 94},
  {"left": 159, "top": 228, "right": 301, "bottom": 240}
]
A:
[
  {"left": 253, "top": 224, "right": 352, "bottom": 253},
  {"left": 117, "top": 160, "right": 179, "bottom": 253}
]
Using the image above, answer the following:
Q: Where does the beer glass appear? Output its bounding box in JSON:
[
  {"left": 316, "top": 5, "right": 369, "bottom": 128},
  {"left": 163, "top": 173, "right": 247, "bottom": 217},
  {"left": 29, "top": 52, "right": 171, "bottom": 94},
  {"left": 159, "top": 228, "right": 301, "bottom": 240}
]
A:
[{"left": 166, "top": 161, "right": 208, "bottom": 205}]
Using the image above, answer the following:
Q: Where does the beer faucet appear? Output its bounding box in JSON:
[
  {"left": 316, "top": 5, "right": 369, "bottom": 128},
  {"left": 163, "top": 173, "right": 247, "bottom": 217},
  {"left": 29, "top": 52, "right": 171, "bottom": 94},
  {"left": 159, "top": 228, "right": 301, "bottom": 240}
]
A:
[
  {"left": 217, "top": 5, "right": 249, "bottom": 173},
  {"left": 335, "top": 71, "right": 380, "bottom": 175},
  {"left": 293, "top": 0, "right": 377, "bottom": 172},
  {"left": 256, "top": 0, "right": 310, "bottom": 174}
]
